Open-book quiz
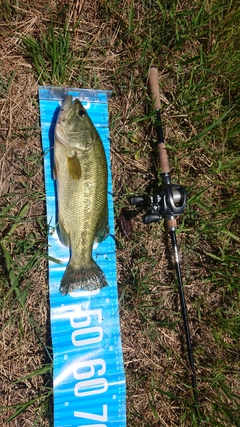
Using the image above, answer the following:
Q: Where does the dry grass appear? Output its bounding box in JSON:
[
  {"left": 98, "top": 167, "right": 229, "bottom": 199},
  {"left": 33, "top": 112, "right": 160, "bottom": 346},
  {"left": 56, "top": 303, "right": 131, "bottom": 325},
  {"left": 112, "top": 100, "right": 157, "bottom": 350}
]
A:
[{"left": 0, "top": 0, "right": 240, "bottom": 426}]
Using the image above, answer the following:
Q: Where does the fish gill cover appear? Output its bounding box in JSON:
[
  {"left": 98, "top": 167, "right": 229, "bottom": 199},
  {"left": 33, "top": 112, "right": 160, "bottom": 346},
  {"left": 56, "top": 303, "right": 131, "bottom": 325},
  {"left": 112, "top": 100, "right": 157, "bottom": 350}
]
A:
[{"left": 39, "top": 86, "right": 126, "bottom": 427}]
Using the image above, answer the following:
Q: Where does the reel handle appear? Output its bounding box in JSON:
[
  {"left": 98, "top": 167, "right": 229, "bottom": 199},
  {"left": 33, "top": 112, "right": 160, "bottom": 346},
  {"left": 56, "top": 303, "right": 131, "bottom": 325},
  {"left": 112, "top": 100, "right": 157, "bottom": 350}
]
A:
[{"left": 148, "top": 66, "right": 170, "bottom": 175}]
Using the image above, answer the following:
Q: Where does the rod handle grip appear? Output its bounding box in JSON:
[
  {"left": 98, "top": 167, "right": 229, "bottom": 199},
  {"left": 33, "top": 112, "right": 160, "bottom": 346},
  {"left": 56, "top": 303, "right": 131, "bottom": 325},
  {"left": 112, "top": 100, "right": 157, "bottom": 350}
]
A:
[
  {"left": 148, "top": 67, "right": 170, "bottom": 174},
  {"left": 165, "top": 218, "right": 177, "bottom": 230},
  {"left": 158, "top": 143, "right": 170, "bottom": 174},
  {"left": 148, "top": 66, "right": 161, "bottom": 110}
]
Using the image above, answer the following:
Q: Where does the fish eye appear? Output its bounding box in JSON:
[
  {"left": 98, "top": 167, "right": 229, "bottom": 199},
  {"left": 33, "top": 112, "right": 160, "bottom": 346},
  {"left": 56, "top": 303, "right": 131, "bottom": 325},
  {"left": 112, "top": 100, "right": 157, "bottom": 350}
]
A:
[{"left": 78, "top": 110, "right": 86, "bottom": 117}]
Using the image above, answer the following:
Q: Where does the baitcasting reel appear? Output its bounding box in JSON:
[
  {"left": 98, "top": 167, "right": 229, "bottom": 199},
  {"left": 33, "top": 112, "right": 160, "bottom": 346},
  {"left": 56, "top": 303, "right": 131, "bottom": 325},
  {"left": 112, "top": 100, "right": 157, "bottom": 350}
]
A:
[{"left": 129, "top": 181, "right": 187, "bottom": 225}]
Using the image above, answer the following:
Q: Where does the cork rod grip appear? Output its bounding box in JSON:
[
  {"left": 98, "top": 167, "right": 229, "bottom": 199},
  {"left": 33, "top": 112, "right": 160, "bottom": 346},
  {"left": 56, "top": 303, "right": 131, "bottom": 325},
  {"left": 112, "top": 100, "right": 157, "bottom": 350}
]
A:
[
  {"left": 158, "top": 143, "right": 170, "bottom": 174},
  {"left": 165, "top": 217, "right": 177, "bottom": 230},
  {"left": 148, "top": 67, "right": 161, "bottom": 110},
  {"left": 148, "top": 66, "right": 170, "bottom": 174}
]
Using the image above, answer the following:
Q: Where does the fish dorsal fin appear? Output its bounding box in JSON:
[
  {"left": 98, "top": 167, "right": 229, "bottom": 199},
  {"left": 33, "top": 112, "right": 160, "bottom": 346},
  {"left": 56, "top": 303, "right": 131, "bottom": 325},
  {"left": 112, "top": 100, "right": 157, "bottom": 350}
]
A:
[{"left": 67, "top": 152, "right": 82, "bottom": 180}]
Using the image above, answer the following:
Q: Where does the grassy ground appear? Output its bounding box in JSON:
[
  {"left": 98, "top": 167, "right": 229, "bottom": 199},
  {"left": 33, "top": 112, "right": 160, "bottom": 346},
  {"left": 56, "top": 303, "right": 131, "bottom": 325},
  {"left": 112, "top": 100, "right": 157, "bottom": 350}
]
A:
[{"left": 0, "top": 0, "right": 240, "bottom": 426}]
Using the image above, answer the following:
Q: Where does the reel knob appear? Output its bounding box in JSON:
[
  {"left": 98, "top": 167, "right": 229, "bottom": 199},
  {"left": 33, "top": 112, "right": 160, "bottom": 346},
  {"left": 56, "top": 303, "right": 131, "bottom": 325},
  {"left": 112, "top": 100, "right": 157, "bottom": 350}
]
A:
[
  {"left": 129, "top": 196, "right": 144, "bottom": 206},
  {"left": 143, "top": 213, "right": 161, "bottom": 224}
]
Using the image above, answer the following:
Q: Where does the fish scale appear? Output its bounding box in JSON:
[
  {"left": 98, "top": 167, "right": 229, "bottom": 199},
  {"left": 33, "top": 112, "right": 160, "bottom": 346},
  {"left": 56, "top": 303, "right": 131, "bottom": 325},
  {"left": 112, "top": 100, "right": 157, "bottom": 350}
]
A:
[{"left": 56, "top": 145, "right": 97, "bottom": 261}]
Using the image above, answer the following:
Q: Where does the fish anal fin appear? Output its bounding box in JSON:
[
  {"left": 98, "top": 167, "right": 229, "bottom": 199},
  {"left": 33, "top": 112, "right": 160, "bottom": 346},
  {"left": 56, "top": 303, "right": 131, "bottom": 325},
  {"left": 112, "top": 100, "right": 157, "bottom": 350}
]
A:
[
  {"left": 67, "top": 152, "right": 81, "bottom": 180},
  {"left": 58, "top": 219, "right": 70, "bottom": 247},
  {"left": 95, "top": 202, "right": 109, "bottom": 243}
]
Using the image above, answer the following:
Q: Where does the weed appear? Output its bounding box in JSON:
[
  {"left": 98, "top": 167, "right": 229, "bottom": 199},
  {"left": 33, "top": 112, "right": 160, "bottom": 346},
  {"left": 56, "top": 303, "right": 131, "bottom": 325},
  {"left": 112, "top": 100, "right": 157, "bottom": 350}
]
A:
[
  {"left": 21, "top": 16, "right": 77, "bottom": 85},
  {"left": 0, "top": 0, "right": 240, "bottom": 426}
]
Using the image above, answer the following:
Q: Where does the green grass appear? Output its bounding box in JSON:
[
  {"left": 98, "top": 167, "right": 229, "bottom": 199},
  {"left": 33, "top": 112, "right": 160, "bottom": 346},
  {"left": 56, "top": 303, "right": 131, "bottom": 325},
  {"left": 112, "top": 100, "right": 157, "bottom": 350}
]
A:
[
  {"left": 0, "top": 189, "right": 52, "bottom": 424},
  {"left": 20, "top": 19, "right": 76, "bottom": 85},
  {"left": 0, "top": 0, "right": 240, "bottom": 426}
]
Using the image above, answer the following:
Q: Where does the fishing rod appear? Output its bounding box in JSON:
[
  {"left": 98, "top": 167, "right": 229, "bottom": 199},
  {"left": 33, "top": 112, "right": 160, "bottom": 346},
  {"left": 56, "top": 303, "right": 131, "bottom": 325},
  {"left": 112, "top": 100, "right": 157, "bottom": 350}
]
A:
[{"left": 130, "top": 66, "right": 199, "bottom": 406}]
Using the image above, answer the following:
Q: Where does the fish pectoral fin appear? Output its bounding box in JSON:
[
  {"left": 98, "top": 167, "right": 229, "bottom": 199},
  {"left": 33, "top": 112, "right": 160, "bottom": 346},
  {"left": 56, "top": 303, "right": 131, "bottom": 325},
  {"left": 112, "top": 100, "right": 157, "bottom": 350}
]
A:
[
  {"left": 53, "top": 157, "right": 59, "bottom": 180},
  {"left": 67, "top": 152, "right": 82, "bottom": 180},
  {"left": 95, "top": 202, "right": 109, "bottom": 243},
  {"left": 58, "top": 219, "right": 70, "bottom": 247}
]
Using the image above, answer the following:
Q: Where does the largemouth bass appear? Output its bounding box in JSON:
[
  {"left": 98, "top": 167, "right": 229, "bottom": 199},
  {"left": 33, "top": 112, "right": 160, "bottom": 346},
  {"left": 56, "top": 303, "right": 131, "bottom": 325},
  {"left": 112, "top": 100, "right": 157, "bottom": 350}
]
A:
[{"left": 54, "top": 95, "right": 109, "bottom": 295}]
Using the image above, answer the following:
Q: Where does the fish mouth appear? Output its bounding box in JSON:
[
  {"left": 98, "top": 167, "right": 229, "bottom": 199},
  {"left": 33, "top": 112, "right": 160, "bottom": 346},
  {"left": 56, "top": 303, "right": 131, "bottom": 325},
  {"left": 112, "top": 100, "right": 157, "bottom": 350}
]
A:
[
  {"left": 57, "top": 96, "right": 86, "bottom": 128},
  {"left": 61, "top": 95, "right": 73, "bottom": 111},
  {"left": 60, "top": 96, "right": 85, "bottom": 115}
]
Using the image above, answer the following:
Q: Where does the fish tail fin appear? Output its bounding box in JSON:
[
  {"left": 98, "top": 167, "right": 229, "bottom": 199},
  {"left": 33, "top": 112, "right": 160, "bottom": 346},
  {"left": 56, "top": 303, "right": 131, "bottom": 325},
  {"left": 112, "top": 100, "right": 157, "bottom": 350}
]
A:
[{"left": 59, "top": 260, "right": 108, "bottom": 295}]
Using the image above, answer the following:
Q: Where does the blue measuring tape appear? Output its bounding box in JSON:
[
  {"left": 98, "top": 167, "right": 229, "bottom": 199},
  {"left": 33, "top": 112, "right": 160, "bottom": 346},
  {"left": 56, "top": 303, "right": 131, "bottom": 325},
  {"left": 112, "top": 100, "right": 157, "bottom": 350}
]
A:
[{"left": 39, "top": 87, "right": 126, "bottom": 427}]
